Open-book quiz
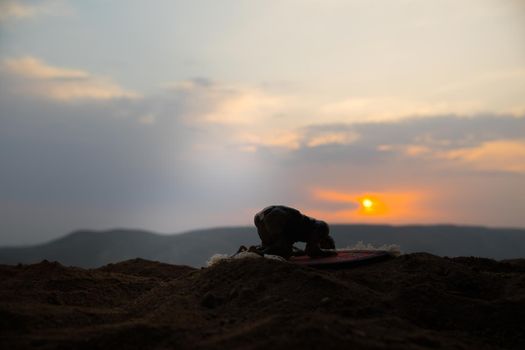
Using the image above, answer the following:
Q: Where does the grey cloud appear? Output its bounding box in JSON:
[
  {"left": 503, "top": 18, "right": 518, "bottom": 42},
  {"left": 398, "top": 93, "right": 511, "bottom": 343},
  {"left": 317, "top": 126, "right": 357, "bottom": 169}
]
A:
[
  {"left": 266, "top": 116, "right": 525, "bottom": 221},
  {"left": 352, "top": 115, "right": 525, "bottom": 149},
  {"left": 0, "top": 79, "right": 275, "bottom": 244},
  {"left": 292, "top": 115, "right": 525, "bottom": 162}
]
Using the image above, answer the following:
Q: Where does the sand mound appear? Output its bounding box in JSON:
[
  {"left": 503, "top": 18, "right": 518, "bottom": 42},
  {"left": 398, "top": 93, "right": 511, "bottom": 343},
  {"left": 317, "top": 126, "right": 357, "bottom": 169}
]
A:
[{"left": 1, "top": 254, "right": 524, "bottom": 349}]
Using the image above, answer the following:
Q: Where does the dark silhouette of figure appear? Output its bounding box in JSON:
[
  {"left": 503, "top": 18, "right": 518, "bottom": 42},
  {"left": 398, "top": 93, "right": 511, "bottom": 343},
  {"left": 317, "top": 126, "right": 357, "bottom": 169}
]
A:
[{"left": 252, "top": 205, "right": 336, "bottom": 259}]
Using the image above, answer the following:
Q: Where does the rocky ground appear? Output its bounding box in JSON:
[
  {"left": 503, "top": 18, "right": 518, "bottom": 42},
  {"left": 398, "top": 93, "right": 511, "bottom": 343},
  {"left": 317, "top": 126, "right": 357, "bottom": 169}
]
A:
[{"left": 1, "top": 253, "right": 525, "bottom": 349}]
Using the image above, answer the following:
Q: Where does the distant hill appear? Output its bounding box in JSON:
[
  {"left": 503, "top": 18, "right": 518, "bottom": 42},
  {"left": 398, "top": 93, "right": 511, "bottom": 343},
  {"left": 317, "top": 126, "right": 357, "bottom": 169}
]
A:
[{"left": 0, "top": 225, "right": 524, "bottom": 267}]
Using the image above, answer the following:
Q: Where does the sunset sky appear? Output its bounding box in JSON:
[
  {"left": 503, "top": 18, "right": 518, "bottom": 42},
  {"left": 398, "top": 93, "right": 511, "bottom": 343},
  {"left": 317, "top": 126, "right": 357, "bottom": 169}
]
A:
[{"left": 1, "top": 0, "right": 524, "bottom": 245}]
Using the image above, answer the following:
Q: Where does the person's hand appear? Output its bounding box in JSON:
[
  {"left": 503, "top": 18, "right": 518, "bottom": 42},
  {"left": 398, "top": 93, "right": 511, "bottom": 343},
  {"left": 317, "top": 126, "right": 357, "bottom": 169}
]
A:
[
  {"left": 306, "top": 244, "right": 337, "bottom": 258},
  {"left": 320, "top": 249, "right": 337, "bottom": 257},
  {"left": 247, "top": 245, "right": 264, "bottom": 256},
  {"left": 236, "top": 245, "right": 248, "bottom": 253},
  {"left": 320, "top": 236, "right": 336, "bottom": 250}
]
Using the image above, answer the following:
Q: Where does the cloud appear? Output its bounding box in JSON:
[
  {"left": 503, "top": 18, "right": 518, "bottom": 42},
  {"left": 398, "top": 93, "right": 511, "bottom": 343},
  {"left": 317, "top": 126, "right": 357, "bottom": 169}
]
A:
[
  {"left": 305, "top": 131, "right": 358, "bottom": 147},
  {"left": 0, "top": 0, "right": 39, "bottom": 20},
  {"left": 440, "top": 140, "right": 525, "bottom": 174},
  {"left": 353, "top": 115, "right": 525, "bottom": 150},
  {"left": 294, "top": 115, "right": 525, "bottom": 171},
  {"left": 234, "top": 124, "right": 360, "bottom": 151},
  {"left": 173, "top": 83, "right": 360, "bottom": 150},
  {"left": 157, "top": 80, "right": 525, "bottom": 160},
  {"left": 3, "top": 56, "right": 89, "bottom": 79},
  {"left": 237, "top": 130, "right": 301, "bottom": 150},
  {"left": 2, "top": 56, "right": 139, "bottom": 101},
  {"left": 318, "top": 67, "right": 525, "bottom": 123},
  {"left": 167, "top": 80, "right": 302, "bottom": 126},
  {"left": 300, "top": 124, "right": 361, "bottom": 148},
  {"left": 320, "top": 97, "right": 488, "bottom": 122},
  {"left": 159, "top": 82, "right": 525, "bottom": 179},
  {"left": 181, "top": 83, "right": 525, "bottom": 175},
  {"left": 162, "top": 80, "right": 307, "bottom": 149},
  {"left": 202, "top": 88, "right": 285, "bottom": 125},
  {"left": 0, "top": 0, "right": 70, "bottom": 21}
]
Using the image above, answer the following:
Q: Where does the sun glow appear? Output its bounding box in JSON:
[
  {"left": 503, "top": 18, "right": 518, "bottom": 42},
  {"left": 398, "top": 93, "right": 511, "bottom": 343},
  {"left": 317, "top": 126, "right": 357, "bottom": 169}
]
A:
[
  {"left": 357, "top": 195, "right": 387, "bottom": 215},
  {"left": 309, "top": 188, "right": 431, "bottom": 223}
]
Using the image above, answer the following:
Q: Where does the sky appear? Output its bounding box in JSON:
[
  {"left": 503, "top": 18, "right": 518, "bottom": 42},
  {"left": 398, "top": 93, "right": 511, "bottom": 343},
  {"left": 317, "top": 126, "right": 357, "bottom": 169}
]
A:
[{"left": 0, "top": 0, "right": 524, "bottom": 245}]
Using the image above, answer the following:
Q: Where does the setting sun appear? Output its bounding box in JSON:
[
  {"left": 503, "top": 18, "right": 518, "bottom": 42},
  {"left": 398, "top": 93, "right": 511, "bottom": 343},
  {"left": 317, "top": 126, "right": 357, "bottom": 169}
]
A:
[{"left": 362, "top": 198, "right": 374, "bottom": 209}]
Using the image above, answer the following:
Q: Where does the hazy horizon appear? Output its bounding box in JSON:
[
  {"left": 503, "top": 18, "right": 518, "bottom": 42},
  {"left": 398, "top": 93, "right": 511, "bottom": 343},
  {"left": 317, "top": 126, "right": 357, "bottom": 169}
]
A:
[
  {"left": 3, "top": 221, "right": 525, "bottom": 249},
  {"left": 1, "top": 0, "right": 524, "bottom": 245}
]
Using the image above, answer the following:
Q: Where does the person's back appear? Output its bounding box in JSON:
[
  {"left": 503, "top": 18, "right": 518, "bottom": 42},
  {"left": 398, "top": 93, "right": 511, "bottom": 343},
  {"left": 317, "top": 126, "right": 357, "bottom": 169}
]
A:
[{"left": 254, "top": 205, "right": 335, "bottom": 258}]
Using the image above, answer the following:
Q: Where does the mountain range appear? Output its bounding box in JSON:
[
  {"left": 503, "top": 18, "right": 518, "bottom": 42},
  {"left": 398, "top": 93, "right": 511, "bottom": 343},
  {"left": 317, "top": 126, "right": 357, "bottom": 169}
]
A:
[{"left": 1, "top": 224, "right": 524, "bottom": 267}]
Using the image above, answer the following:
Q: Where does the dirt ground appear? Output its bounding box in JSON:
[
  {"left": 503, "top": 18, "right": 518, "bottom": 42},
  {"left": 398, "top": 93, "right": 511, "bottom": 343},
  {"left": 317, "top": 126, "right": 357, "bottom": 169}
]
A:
[{"left": 1, "top": 253, "right": 524, "bottom": 349}]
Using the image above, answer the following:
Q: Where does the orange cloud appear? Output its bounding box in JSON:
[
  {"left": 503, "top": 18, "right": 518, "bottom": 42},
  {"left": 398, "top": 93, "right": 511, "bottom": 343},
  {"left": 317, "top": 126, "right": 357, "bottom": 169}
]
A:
[
  {"left": 238, "top": 130, "right": 301, "bottom": 150},
  {"left": 0, "top": 0, "right": 72, "bottom": 22},
  {"left": 306, "top": 131, "right": 359, "bottom": 147},
  {"left": 320, "top": 97, "right": 486, "bottom": 122},
  {"left": 440, "top": 140, "right": 525, "bottom": 174},
  {"left": 3, "top": 56, "right": 88, "bottom": 79},
  {"left": 0, "top": 1, "right": 39, "bottom": 21},
  {"left": 202, "top": 89, "right": 284, "bottom": 124},
  {"left": 2, "top": 56, "right": 139, "bottom": 101}
]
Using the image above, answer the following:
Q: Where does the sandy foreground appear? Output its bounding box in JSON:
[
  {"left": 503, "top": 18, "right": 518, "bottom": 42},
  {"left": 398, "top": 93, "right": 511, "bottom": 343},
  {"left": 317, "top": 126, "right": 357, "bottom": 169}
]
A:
[{"left": 1, "top": 253, "right": 524, "bottom": 349}]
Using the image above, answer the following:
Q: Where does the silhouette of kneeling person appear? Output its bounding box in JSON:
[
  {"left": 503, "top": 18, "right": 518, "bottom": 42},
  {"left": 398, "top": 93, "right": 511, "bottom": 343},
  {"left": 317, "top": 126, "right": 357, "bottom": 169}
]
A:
[{"left": 252, "top": 205, "right": 336, "bottom": 259}]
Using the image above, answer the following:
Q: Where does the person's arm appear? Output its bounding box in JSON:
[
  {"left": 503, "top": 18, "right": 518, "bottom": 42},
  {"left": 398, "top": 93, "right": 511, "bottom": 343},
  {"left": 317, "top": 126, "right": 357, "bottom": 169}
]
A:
[
  {"left": 320, "top": 235, "right": 335, "bottom": 249},
  {"left": 305, "top": 239, "right": 336, "bottom": 257},
  {"left": 304, "top": 220, "right": 336, "bottom": 257}
]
